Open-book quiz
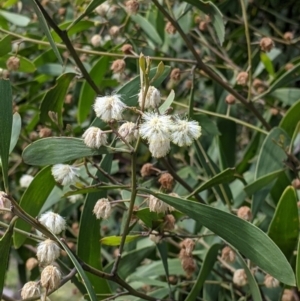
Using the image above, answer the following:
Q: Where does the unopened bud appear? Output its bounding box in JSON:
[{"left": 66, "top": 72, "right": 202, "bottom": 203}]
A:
[
  {"left": 236, "top": 71, "right": 248, "bottom": 86},
  {"left": 292, "top": 179, "right": 300, "bottom": 189},
  {"left": 111, "top": 59, "right": 126, "bottom": 73},
  {"left": 221, "top": 246, "right": 236, "bottom": 263},
  {"left": 282, "top": 289, "right": 294, "bottom": 301},
  {"left": 181, "top": 256, "right": 196, "bottom": 277},
  {"left": 125, "top": 0, "right": 139, "bottom": 14},
  {"left": 109, "top": 26, "right": 120, "bottom": 37},
  {"left": 90, "top": 34, "right": 102, "bottom": 47},
  {"left": 39, "top": 127, "right": 52, "bottom": 138},
  {"left": 121, "top": 44, "right": 133, "bottom": 54},
  {"left": 26, "top": 257, "right": 39, "bottom": 271},
  {"left": 6, "top": 56, "right": 20, "bottom": 71},
  {"left": 199, "top": 21, "right": 208, "bottom": 31},
  {"left": 158, "top": 173, "right": 174, "bottom": 191},
  {"left": 283, "top": 32, "right": 294, "bottom": 41},
  {"left": 285, "top": 63, "right": 294, "bottom": 71},
  {"left": 252, "top": 78, "right": 266, "bottom": 93},
  {"left": 264, "top": 274, "right": 280, "bottom": 288},
  {"left": 165, "top": 22, "right": 176, "bottom": 34},
  {"left": 225, "top": 94, "right": 236, "bottom": 104},
  {"left": 180, "top": 238, "right": 195, "bottom": 256},
  {"left": 140, "top": 163, "right": 156, "bottom": 177},
  {"left": 163, "top": 214, "right": 176, "bottom": 231},
  {"left": 237, "top": 206, "right": 252, "bottom": 221},
  {"left": 170, "top": 68, "right": 181, "bottom": 81},
  {"left": 233, "top": 269, "right": 247, "bottom": 286},
  {"left": 259, "top": 37, "right": 274, "bottom": 52},
  {"left": 40, "top": 265, "right": 61, "bottom": 291}
]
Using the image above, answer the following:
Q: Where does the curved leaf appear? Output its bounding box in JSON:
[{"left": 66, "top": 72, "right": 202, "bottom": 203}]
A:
[
  {"left": 40, "top": 72, "right": 76, "bottom": 126},
  {"left": 22, "top": 137, "right": 111, "bottom": 166},
  {"left": 9, "top": 112, "right": 21, "bottom": 154},
  {"left": 13, "top": 166, "right": 56, "bottom": 248},
  {"left": 0, "top": 79, "right": 12, "bottom": 192},
  {"left": 279, "top": 99, "right": 300, "bottom": 137},
  {"left": 0, "top": 9, "right": 30, "bottom": 26},
  {"left": 268, "top": 186, "right": 298, "bottom": 259},
  {"left": 101, "top": 235, "right": 140, "bottom": 246},
  {"left": 0, "top": 35, "right": 11, "bottom": 57},
  {"left": 141, "top": 190, "right": 295, "bottom": 286},
  {"left": 0, "top": 54, "right": 36, "bottom": 73}
]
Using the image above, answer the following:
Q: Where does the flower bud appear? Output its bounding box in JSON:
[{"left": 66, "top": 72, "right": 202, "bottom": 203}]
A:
[
  {"left": 237, "top": 206, "right": 252, "bottom": 221},
  {"left": 225, "top": 94, "right": 235, "bottom": 104},
  {"left": 252, "top": 78, "right": 266, "bottom": 93},
  {"left": 181, "top": 256, "right": 196, "bottom": 277},
  {"left": 121, "top": 44, "right": 133, "bottom": 54},
  {"left": 140, "top": 163, "right": 156, "bottom": 177},
  {"left": 109, "top": 26, "right": 120, "bottom": 37},
  {"left": 283, "top": 32, "right": 294, "bottom": 41},
  {"left": 282, "top": 289, "right": 294, "bottom": 301},
  {"left": 264, "top": 274, "right": 280, "bottom": 288},
  {"left": 199, "top": 21, "right": 208, "bottom": 31},
  {"left": 233, "top": 269, "right": 247, "bottom": 286},
  {"left": 165, "top": 22, "right": 176, "bottom": 34},
  {"left": 91, "top": 34, "right": 102, "bottom": 47},
  {"left": 292, "top": 178, "right": 300, "bottom": 189},
  {"left": 6, "top": 56, "right": 20, "bottom": 71},
  {"left": 158, "top": 173, "right": 174, "bottom": 191},
  {"left": 118, "top": 122, "right": 138, "bottom": 143},
  {"left": 95, "top": 2, "right": 109, "bottom": 16},
  {"left": 180, "top": 239, "right": 195, "bottom": 256},
  {"left": 21, "top": 281, "right": 40, "bottom": 299},
  {"left": 111, "top": 59, "right": 126, "bottom": 73},
  {"left": 36, "top": 239, "right": 60, "bottom": 265},
  {"left": 39, "top": 127, "right": 52, "bottom": 138},
  {"left": 236, "top": 71, "right": 248, "bottom": 86},
  {"left": 82, "top": 126, "right": 107, "bottom": 148},
  {"left": 26, "top": 257, "right": 39, "bottom": 271},
  {"left": 170, "top": 68, "right": 181, "bottom": 81},
  {"left": 259, "top": 37, "right": 274, "bottom": 52},
  {"left": 221, "top": 246, "right": 236, "bottom": 263},
  {"left": 38, "top": 211, "right": 66, "bottom": 234},
  {"left": 20, "top": 174, "right": 34, "bottom": 188},
  {"left": 125, "top": 0, "right": 139, "bottom": 14},
  {"left": 285, "top": 63, "right": 294, "bottom": 71},
  {"left": 93, "top": 198, "right": 112, "bottom": 219},
  {"left": 40, "top": 265, "right": 62, "bottom": 291}
]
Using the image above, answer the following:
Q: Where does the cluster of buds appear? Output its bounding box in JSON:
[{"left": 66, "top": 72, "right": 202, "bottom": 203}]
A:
[{"left": 179, "top": 239, "right": 196, "bottom": 277}]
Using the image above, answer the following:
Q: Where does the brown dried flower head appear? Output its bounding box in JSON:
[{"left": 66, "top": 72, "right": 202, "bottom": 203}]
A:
[
  {"left": 125, "top": 0, "right": 139, "bottom": 14},
  {"left": 6, "top": 56, "right": 20, "bottom": 71},
  {"left": 237, "top": 206, "right": 252, "bottom": 221},
  {"left": 140, "top": 163, "right": 155, "bottom": 177},
  {"left": 236, "top": 71, "right": 248, "bottom": 86},
  {"left": 26, "top": 257, "right": 39, "bottom": 271},
  {"left": 225, "top": 94, "right": 236, "bottom": 105},
  {"left": 121, "top": 44, "right": 133, "bottom": 54},
  {"left": 40, "top": 265, "right": 61, "bottom": 291},
  {"left": 270, "top": 108, "right": 279, "bottom": 116},
  {"left": 109, "top": 26, "right": 120, "bottom": 37},
  {"left": 252, "top": 78, "right": 266, "bottom": 93},
  {"left": 163, "top": 214, "right": 176, "bottom": 231},
  {"left": 181, "top": 256, "right": 196, "bottom": 277},
  {"left": 90, "top": 34, "right": 102, "bottom": 47},
  {"left": 292, "top": 178, "right": 300, "bottom": 189},
  {"left": 282, "top": 289, "right": 295, "bottom": 301},
  {"left": 264, "top": 274, "right": 280, "bottom": 288},
  {"left": 39, "top": 127, "right": 52, "bottom": 138},
  {"left": 259, "top": 37, "right": 274, "bottom": 52},
  {"left": 221, "top": 246, "right": 236, "bottom": 263},
  {"left": 158, "top": 173, "right": 174, "bottom": 191},
  {"left": 283, "top": 32, "right": 294, "bottom": 41},
  {"left": 65, "top": 94, "right": 73, "bottom": 104},
  {"left": 233, "top": 269, "right": 247, "bottom": 286},
  {"left": 165, "top": 22, "right": 177, "bottom": 34},
  {"left": 111, "top": 59, "right": 126, "bottom": 73},
  {"left": 180, "top": 238, "right": 195, "bottom": 256},
  {"left": 170, "top": 68, "right": 181, "bottom": 81}
]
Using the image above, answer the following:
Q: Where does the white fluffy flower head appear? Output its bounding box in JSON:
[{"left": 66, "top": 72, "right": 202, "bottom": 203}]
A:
[
  {"left": 93, "top": 198, "right": 112, "bottom": 219},
  {"left": 118, "top": 122, "right": 138, "bottom": 143},
  {"left": 148, "top": 195, "right": 170, "bottom": 213},
  {"left": 37, "top": 239, "right": 60, "bottom": 265},
  {"left": 82, "top": 126, "right": 107, "bottom": 148},
  {"left": 233, "top": 269, "right": 247, "bottom": 287},
  {"left": 138, "top": 86, "right": 161, "bottom": 109},
  {"left": 171, "top": 118, "right": 201, "bottom": 147},
  {"left": 38, "top": 211, "right": 66, "bottom": 234},
  {"left": 93, "top": 95, "right": 125, "bottom": 122},
  {"left": 20, "top": 174, "right": 34, "bottom": 188},
  {"left": 21, "top": 281, "right": 40, "bottom": 299},
  {"left": 51, "top": 164, "right": 79, "bottom": 186},
  {"left": 139, "top": 112, "right": 173, "bottom": 142},
  {"left": 149, "top": 138, "right": 170, "bottom": 158}
]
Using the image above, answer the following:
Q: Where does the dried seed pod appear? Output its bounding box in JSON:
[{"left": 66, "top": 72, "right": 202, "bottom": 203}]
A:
[{"left": 259, "top": 37, "right": 274, "bottom": 52}]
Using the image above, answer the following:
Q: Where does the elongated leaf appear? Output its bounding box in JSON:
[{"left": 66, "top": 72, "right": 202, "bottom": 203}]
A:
[
  {"left": 54, "top": 234, "right": 98, "bottom": 301},
  {"left": 13, "top": 166, "right": 56, "bottom": 248},
  {"left": 159, "top": 89, "right": 175, "bottom": 114},
  {"left": 191, "top": 168, "right": 240, "bottom": 196},
  {"left": 78, "top": 56, "right": 109, "bottom": 124},
  {"left": 237, "top": 252, "right": 262, "bottom": 301},
  {"left": 131, "top": 14, "right": 163, "bottom": 45},
  {"left": 268, "top": 186, "right": 298, "bottom": 259},
  {"left": 77, "top": 155, "right": 112, "bottom": 295},
  {"left": 296, "top": 238, "right": 300, "bottom": 289},
  {"left": 270, "top": 88, "right": 300, "bottom": 106},
  {"left": 40, "top": 72, "right": 76, "bottom": 126},
  {"left": 101, "top": 235, "right": 140, "bottom": 246},
  {"left": 0, "top": 35, "right": 11, "bottom": 57},
  {"left": 260, "top": 52, "right": 275, "bottom": 76},
  {"left": 0, "top": 9, "right": 30, "bottom": 26},
  {"left": 9, "top": 112, "right": 21, "bottom": 154},
  {"left": 185, "top": 243, "right": 221, "bottom": 301},
  {"left": 0, "top": 79, "right": 13, "bottom": 192},
  {"left": 29, "top": 0, "right": 64, "bottom": 65},
  {"left": 0, "top": 221, "right": 14, "bottom": 296},
  {"left": 141, "top": 191, "right": 295, "bottom": 286},
  {"left": 22, "top": 137, "right": 111, "bottom": 166},
  {"left": 182, "top": 0, "right": 225, "bottom": 45},
  {"left": 244, "top": 169, "right": 285, "bottom": 196},
  {"left": 64, "top": 184, "right": 124, "bottom": 197},
  {"left": 279, "top": 99, "right": 300, "bottom": 137}
]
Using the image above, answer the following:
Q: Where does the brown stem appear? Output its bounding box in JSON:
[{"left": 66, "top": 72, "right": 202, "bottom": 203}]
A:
[{"left": 151, "top": 0, "right": 271, "bottom": 131}]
